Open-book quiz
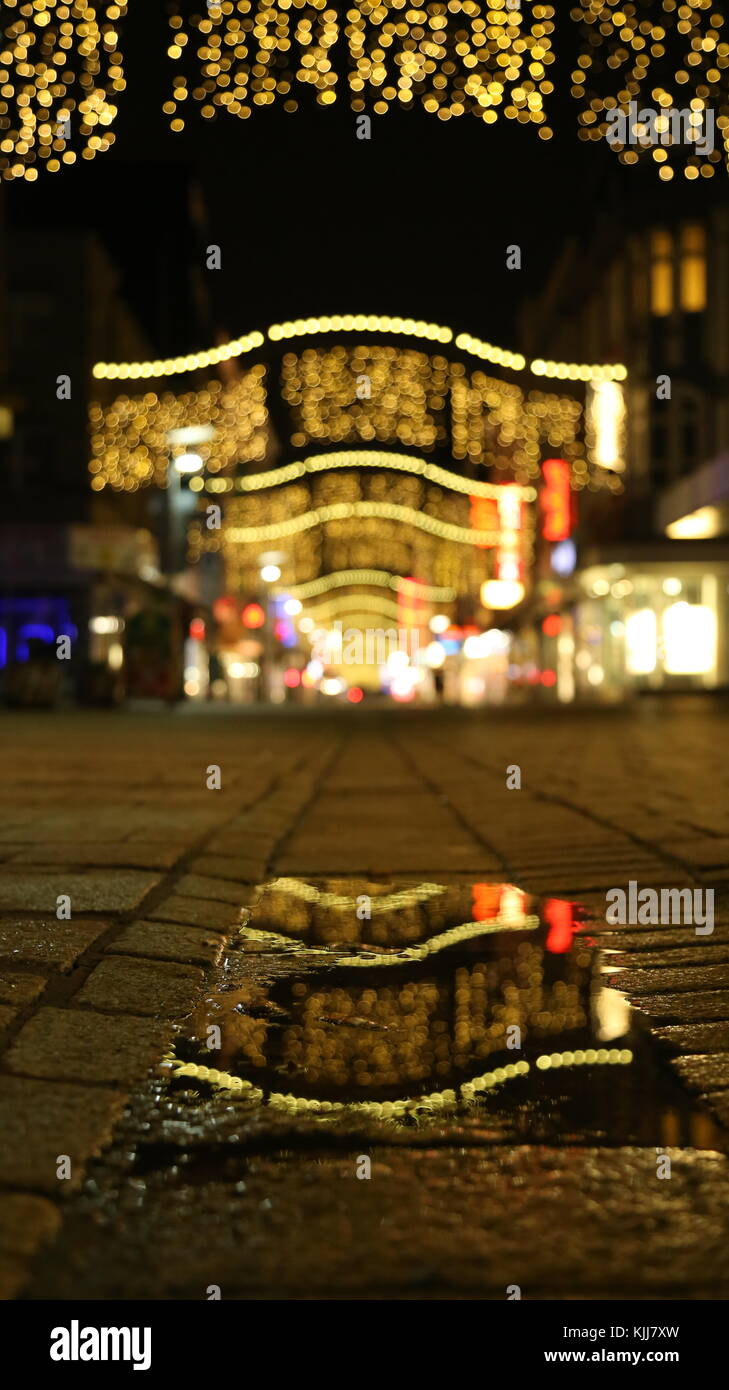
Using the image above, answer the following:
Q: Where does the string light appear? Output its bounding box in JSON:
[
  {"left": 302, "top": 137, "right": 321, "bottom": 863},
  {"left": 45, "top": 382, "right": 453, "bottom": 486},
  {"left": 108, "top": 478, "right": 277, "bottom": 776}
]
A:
[
  {"left": 456, "top": 333, "right": 526, "bottom": 372},
  {"left": 165, "top": 2, "right": 555, "bottom": 133},
  {"left": 270, "top": 315, "right": 452, "bottom": 344},
  {"left": 286, "top": 570, "right": 457, "bottom": 602},
  {"left": 0, "top": 1, "right": 127, "bottom": 183},
  {"left": 93, "top": 330, "right": 264, "bottom": 380},
  {"left": 89, "top": 368, "right": 267, "bottom": 492},
  {"left": 264, "top": 878, "right": 447, "bottom": 912},
  {"left": 531, "top": 358, "right": 627, "bottom": 383},
  {"left": 225, "top": 499, "right": 503, "bottom": 547},
  {"left": 91, "top": 327, "right": 624, "bottom": 500},
  {"left": 238, "top": 450, "right": 536, "bottom": 501},
  {"left": 92, "top": 316, "right": 626, "bottom": 388},
  {"left": 303, "top": 594, "right": 404, "bottom": 624},
  {"left": 571, "top": 0, "right": 729, "bottom": 181}
]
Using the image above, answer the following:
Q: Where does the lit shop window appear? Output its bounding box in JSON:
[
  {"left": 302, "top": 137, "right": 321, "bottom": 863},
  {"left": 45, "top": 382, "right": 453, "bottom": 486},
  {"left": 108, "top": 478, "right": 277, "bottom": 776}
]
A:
[
  {"left": 650, "top": 230, "right": 673, "bottom": 316},
  {"left": 663, "top": 603, "right": 716, "bottom": 676},
  {"left": 625, "top": 609, "right": 657, "bottom": 676},
  {"left": 680, "top": 225, "right": 706, "bottom": 313}
]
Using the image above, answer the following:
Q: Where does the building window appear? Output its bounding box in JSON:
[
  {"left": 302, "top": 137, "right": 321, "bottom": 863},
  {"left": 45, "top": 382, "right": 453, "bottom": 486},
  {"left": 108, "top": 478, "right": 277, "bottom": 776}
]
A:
[
  {"left": 680, "top": 224, "right": 706, "bottom": 312},
  {"left": 651, "top": 230, "right": 673, "bottom": 316},
  {"left": 632, "top": 243, "right": 648, "bottom": 318},
  {"left": 679, "top": 393, "right": 701, "bottom": 473},
  {"left": 651, "top": 413, "right": 668, "bottom": 476}
]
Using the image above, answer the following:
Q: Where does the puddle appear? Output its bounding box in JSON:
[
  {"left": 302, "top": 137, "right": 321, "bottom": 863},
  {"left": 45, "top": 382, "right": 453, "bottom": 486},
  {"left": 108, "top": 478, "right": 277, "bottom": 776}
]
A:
[{"left": 168, "top": 879, "right": 725, "bottom": 1148}]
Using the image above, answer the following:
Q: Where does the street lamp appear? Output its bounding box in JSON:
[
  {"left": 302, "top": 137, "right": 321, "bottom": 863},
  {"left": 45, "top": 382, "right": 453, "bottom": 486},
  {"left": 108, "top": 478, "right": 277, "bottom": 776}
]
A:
[
  {"left": 256, "top": 554, "right": 287, "bottom": 701},
  {"left": 173, "top": 452, "right": 204, "bottom": 474}
]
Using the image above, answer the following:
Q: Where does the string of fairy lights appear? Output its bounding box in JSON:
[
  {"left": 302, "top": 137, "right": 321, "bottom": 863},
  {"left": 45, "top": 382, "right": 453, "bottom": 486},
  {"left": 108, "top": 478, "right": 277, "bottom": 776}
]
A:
[
  {"left": 88, "top": 312, "right": 618, "bottom": 607},
  {"left": 0, "top": 1, "right": 127, "bottom": 182},
  {"left": 164, "top": 879, "right": 633, "bottom": 1114},
  {"left": 164, "top": 1, "right": 556, "bottom": 132},
  {"left": 2, "top": 3, "right": 727, "bottom": 182},
  {"left": 90, "top": 350, "right": 596, "bottom": 492},
  {"left": 188, "top": 457, "right": 537, "bottom": 603},
  {"left": 571, "top": 0, "right": 729, "bottom": 181}
]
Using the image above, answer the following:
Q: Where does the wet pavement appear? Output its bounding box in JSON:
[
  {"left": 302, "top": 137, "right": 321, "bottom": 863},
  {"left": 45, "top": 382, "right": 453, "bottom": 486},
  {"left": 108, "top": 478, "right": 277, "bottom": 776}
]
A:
[{"left": 2, "top": 702, "right": 729, "bottom": 1299}]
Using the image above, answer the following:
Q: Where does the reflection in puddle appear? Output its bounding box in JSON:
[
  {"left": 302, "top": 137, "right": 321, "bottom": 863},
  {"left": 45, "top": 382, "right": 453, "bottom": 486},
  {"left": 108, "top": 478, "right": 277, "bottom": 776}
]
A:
[{"left": 168, "top": 879, "right": 724, "bottom": 1148}]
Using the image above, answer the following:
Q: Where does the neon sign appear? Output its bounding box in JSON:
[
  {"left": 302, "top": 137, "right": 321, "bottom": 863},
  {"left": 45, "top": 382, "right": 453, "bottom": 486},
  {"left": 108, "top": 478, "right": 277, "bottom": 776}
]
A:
[{"left": 541, "top": 459, "right": 571, "bottom": 543}]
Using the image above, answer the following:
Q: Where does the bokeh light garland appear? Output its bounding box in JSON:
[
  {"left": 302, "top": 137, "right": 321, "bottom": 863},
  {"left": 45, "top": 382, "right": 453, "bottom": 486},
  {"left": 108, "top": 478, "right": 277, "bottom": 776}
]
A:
[
  {"left": 0, "top": 0, "right": 127, "bottom": 182},
  {"left": 571, "top": 0, "right": 729, "bottom": 180},
  {"left": 165, "top": 1, "right": 555, "bottom": 133}
]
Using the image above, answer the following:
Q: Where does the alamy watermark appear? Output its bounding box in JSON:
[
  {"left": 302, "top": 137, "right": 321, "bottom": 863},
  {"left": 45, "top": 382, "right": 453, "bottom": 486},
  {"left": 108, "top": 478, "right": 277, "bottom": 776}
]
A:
[
  {"left": 605, "top": 101, "right": 714, "bottom": 157},
  {"left": 311, "top": 621, "right": 422, "bottom": 666},
  {"left": 606, "top": 881, "right": 714, "bottom": 936},
  {"left": 50, "top": 1321, "right": 151, "bottom": 1371}
]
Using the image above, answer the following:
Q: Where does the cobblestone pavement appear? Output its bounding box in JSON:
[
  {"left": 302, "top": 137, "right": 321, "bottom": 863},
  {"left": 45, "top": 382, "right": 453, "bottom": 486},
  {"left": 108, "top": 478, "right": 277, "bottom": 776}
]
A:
[{"left": 2, "top": 699, "right": 729, "bottom": 1299}]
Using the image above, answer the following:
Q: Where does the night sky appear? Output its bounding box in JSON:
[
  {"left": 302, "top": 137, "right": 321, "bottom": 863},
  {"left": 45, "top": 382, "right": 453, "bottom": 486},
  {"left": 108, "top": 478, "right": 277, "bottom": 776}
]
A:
[{"left": 5, "top": 1, "right": 712, "bottom": 352}]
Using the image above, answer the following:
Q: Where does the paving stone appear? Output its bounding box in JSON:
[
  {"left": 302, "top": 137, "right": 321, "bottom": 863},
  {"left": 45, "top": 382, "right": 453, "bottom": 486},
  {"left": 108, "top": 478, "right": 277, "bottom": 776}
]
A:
[
  {"left": 74, "top": 957, "right": 204, "bottom": 1019},
  {"left": 190, "top": 854, "right": 268, "bottom": 883},
  {"left": 5, "top": 843, "right": 187, "bottom": 870},
  {"left": 210, "top": 831, "right": 280, "bottom": 853},
  {"left": 671, "top": 1053, "right": 729, "bottom": 1093},
  {"left": 277, "top": 845, "right": 492, "bottom": 875},
  {"left": 653, "top": 1022, "right": 729, "bottom": 1053},
  {"left": 615, "top": 963, "right": 729, "bottom": 995},
  {"left": 607, "top": 944, "right": 729, "bottom": 969},
  {"left": 0, "top": 1077, "right": 125, "bottom": 1194},
  {"left": 0, "top": 919, "right": 105, "bottom": 972},
  {"left": 705, "top": 1091, "right": 729, "bottom": 1127},
  {"left": 0, "top": 1253, "right": 28, "bottom": 1299},
  {"left": 0, "top": 972, "right": 48, "bottom": 1007},
  {"left": 27, "top": 1145, "right": 729, "bottom": 1299},
  {"left": 6, "top": 1007, "right": 169, "bottom": 1084},
  {"left": 0, "top": 1193, "right": 61, "bottom": 1256},
  {"left": 598, "top": 924, "right": 729, "bottom": 949},
  {"left": 0, "top": 871, "right": 161, "bottom": 914},
  {"left": 148, "top": 895, "right": 238, "bottom": 931},
  {"left": 672, "top": 839, "right": 729, "bottom": 868},
  {"left": 125, "top": 810, "right": 228, "bottom": 838},
  {"left": 0, "top": 1003, "right": 16, "bottom": 1032},
  {"left": 176, "top": 874, "right": 254, "bottom": 906},
  {"left": 108, "top": 921, "right": 227, "bottom": 969},
  {"left": 630, "top": 990, "right": 729, "bottom": 1023}
]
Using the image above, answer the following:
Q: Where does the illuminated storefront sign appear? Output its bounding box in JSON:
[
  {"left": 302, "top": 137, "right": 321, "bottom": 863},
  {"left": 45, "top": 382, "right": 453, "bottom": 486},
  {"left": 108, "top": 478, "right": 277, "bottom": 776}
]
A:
[
  {"left": 587, "top": 379, "right": 626, "bottom": 472},
  {"left": 469, "top": 496, "right": 499, "bottom": 548},
  {"left": 663, "top": 602, "right": 716, "bottom": 676},
  {"left": 541, "top": 458, "right": 572, "bottom": 542},
  {"left": 625, "top": 609, "right": 657, "bottom": 676}
]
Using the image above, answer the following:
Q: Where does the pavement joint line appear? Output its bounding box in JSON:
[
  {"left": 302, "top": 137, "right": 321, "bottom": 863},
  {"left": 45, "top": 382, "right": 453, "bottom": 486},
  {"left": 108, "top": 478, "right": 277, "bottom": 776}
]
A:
[
  {"left": 266, "top": 735, "right": 350, "bottom": 873},
  {"left": 389, "top": 730, "right": 512, "bottom": 876},
  {"left": 0, "top": 755, "right": 321, "bottom": 1070},
  {"left": 418, "top": 728, "right": 709, "bottom": 885}
]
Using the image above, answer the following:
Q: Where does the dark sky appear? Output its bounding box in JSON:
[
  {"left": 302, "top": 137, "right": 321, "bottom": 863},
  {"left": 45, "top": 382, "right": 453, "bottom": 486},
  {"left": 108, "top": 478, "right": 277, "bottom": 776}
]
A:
[{"left": 5, "top": 1, "right": 710, "bottom": 352}]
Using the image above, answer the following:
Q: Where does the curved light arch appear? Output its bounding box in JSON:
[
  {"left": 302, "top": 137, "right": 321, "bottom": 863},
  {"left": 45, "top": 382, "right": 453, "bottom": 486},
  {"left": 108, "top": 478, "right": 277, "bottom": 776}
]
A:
[
  {"left": 236, "top": 450, "right": 537, "bottom": 502},
  {"left": 286, "top": 570, "right": 457, "bottom": 603},
  {"left": 92, "top": 315, "right": 627, "bottom": 384},
  {"left": 225, "top": 500, "right": 503, "bottom": 547},
  {"left": 167, "top": 1047, "right": 633, "bottom": 1117},
  {"left": 303, "top": 595, "right": 403, "bottom": 625}
]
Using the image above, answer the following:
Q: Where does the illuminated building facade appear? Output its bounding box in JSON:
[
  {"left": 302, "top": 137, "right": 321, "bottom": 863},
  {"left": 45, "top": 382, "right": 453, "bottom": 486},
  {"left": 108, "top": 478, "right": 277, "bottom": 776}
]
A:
[
  {"left": 88, "top": 315, "right": 625, "bottom": 699},
  {"left": 518, "top": 196, "right": 729, "bottom": 699},
  {"left": 0, "top": 183, "right": 218, "bottom": 703}
]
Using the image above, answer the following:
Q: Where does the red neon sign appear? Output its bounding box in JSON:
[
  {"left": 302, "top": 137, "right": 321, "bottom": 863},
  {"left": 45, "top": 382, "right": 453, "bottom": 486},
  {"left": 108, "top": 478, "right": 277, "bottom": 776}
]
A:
[
  {"left": 472, "top": 883, "right": 502, "bottom": 921},
  {"left": 469, "top": 496, "right": 499, "bottom": 548},
  {"left": 241, "top": 603, "right": 265, "bottom": 630},
  {"left": 543, "top": 898, "right": 580, "bottom": 954},
  {"left": 541, "top": 459, "right": 571, "bottom": 543}
]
